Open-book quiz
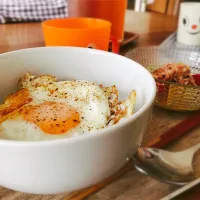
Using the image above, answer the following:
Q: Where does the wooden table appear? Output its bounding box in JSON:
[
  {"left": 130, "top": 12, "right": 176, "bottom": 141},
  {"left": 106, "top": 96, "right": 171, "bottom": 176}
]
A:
[
  {"left": 0, "top": 10, "right": 178, "bottom": 54},
  {"left": 1, "top": 10, "right": 199, "bottom": 200}
]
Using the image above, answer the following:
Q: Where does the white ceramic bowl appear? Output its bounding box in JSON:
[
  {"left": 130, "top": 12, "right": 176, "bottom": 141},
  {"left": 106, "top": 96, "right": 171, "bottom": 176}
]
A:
[{"left": 0, "top": 47, "right": 156, "bottom": 194}]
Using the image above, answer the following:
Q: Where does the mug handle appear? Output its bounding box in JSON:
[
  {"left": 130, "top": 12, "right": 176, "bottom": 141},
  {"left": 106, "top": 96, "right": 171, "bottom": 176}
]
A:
[{"left": 109, "top": 36, "right": 120, "bottom": 54}]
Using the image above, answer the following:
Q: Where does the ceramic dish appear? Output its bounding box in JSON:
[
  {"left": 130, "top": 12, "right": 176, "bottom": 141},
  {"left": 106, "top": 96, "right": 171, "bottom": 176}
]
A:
[{"left": 0, "top": 47, "right": 156, "bottom": 194}]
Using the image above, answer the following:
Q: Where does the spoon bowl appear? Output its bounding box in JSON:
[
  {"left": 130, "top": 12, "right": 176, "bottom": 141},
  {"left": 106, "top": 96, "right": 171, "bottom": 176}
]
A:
[{"left": 133, "top": 143, "right": 200, "bottom": 185}]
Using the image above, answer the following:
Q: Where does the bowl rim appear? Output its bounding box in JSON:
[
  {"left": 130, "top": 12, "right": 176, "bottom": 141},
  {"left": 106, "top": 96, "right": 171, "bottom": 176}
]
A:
[
  {"left": 42, "top": 17, "right": 112, "bottom": 31},
  {"left": 0, "top": 47, "right": 156, "bottom": 146}
]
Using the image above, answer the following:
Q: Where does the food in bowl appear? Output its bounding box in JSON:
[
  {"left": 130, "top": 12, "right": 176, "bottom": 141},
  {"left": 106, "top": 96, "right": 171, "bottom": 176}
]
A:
[
  {"left": 149, "top": 62, "right": 200, "bottom": 111},
  {"left": 126, "top": 46, "right": 200, "bottom": 111},
  {"left": 0, "top": 47, "right": 156, "bottom": 194},
  {"left": 0, "top": 72, "right": 136, "bottom": 141},
  {"left": 152, "top": 63, "right": 197, "bottom": 85}
]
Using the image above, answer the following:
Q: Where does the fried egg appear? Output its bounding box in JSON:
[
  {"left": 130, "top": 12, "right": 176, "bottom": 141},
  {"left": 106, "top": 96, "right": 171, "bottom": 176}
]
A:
[{"left": 0, "top": 73, "right": 136, "bottom": 141}]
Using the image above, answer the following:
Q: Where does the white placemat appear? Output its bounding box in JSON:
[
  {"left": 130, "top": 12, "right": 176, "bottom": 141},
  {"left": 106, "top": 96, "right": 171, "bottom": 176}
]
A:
[{"left": 160, "top": 32, "right": 200, "bottom": 52}]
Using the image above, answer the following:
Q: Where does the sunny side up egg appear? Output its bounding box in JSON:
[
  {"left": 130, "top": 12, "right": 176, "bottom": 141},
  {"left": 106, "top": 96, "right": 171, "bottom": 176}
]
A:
[{"left": 0, "top": 73, "right": 136, "bottom": 141}]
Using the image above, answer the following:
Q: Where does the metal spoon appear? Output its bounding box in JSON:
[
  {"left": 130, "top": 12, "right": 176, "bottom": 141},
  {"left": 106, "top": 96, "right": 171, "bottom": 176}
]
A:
[{"left": 133, "top": 143, "right": 200, "bottom": 186}]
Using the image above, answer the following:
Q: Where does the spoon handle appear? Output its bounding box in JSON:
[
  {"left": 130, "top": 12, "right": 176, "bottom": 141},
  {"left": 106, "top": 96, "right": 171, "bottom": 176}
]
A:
[
  {"left": 161, "top": 177, "right": 200, "bottom": 200},
  {"left": 145, "top": 111, "right": 200, "bottom": 148}
]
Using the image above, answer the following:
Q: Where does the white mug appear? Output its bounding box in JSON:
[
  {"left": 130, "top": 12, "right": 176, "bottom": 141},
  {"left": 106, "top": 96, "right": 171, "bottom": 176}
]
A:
[{"left": 177, "top": 2, "right": 200, "bottom": 46}]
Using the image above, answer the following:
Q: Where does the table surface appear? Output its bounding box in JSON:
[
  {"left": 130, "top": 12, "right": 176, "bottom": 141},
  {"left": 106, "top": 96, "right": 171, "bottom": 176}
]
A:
[
  {"left": 0, "top": 10, "right": 178, "bottom": 54},
  {"left": 0, "top": 10, "right": 199, "bottom": 200}
]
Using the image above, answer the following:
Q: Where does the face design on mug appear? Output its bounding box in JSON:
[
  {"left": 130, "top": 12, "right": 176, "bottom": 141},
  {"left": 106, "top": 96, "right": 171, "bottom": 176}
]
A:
[
  {"left": 177, "top": 3, "right": 200, "bottom": 45},
  {"left": 182, "top": 15, "right": 200, "bottom": 35}
]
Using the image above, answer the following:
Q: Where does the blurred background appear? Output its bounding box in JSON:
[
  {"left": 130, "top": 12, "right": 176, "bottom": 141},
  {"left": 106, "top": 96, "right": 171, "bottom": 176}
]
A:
[{"left": 128, "top": 0, "right": 200, "bottom": 15}]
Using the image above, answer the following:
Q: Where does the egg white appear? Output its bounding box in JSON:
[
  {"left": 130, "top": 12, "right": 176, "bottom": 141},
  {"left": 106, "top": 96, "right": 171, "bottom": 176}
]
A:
[
  {"left": 0, "top": 80, "right": 111, "bottom": 141},
  {"left": 0, "top": 73, "right": 136, "bottom": 141},
  {"left": 0, "top": 116, "right": 79, "bottom": 141}
]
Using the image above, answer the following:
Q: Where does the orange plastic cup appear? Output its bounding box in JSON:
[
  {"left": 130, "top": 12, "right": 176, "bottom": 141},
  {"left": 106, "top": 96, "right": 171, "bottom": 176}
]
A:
[{"left": 42, "top": 18, "right": 119, "bottom": 53}]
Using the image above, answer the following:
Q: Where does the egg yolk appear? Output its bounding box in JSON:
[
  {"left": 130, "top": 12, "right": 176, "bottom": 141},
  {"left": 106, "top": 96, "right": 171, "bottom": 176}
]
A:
[{"left": 23, "top": 102, "right": 80, "bottom": 134}]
